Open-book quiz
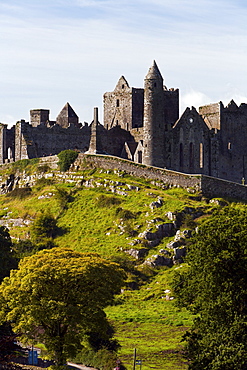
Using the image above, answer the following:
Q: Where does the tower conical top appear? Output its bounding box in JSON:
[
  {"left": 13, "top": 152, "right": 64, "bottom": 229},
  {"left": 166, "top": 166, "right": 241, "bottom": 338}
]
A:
[{"left": 145, "top": 60, "right": 163, "bottom": 81}]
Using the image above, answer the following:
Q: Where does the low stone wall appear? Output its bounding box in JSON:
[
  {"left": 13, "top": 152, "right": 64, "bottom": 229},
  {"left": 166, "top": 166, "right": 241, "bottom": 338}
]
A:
[
  {"left": 75, "top": 153, "right": 202, "bottom": 190},
  {"left": 75, "top": 154, "right": 247, "bottom": 202},
  {"left": 201, "top": 176, "right": 247, "bottom": 201},
  {"left": 1, "top": 153, "right": 247, "bottom": 202},
  {"left": 39, "top": 155, "right": 59, "bottom": 169}
]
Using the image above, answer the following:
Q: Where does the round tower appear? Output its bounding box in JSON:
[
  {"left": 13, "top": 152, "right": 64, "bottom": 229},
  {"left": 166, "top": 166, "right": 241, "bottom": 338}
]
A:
[{"left": 143, "top": 61, "right": 165, "bottom": 167}]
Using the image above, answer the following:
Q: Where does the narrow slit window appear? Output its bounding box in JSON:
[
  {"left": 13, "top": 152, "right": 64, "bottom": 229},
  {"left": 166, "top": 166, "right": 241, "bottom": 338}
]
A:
[
  {"left": 200, "top": 143, "right": 203, "bottom": 168},
  {"left": 138, "top": 151, "right": 142, "bottom": 163}
]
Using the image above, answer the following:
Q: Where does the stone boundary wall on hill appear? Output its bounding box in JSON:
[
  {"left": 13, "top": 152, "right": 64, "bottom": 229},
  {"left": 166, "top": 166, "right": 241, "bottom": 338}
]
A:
[
  {"left": 201, "top": 175, "right": 247, "bottom": 201},
  {"left": 75, "top": 154, "right": 247, "bottom": 202},
  {"left": 75, "top": 153, "right": 202, "bottom": 190},
  {"left": 39, "top": 155, "right": 59, "bottom": 169},
  {"left": 1, "top": 153, "right": 247, "bottom": 202}
]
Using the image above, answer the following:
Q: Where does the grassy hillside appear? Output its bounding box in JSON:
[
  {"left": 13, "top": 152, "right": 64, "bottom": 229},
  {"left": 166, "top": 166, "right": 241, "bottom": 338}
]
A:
[{"left": 0, "top": 162, "right": 240, "bottom": 369}]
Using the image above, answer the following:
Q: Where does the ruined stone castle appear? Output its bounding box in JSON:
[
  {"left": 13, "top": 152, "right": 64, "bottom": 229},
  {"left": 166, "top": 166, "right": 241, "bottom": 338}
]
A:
[{"left": 1, "top": 60, "right": 247, "bottom": 184}]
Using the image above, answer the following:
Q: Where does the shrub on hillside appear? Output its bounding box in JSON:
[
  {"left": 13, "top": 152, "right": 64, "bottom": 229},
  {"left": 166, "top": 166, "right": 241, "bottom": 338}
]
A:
[
  {"left": 35, "top": 177, "right": 54, "bottom": 190},
  {"left": 13, "top": 239, "right": 56, "bottom": 258},
  {"left": 36, "top": 164, "right": 51, "bottom": 174},
  {"left": 115, "top": 207, "right": 136, "bottom": 220},
  {"left": 57, "top": 150, "right": 78, "bottom": 172},
  {"left": 30, "top": 213, "right": 58, "bottom": 243},
  {"left": 96, "top": 195, "right": 122, "bottom": 207},
  {"left": 54, "top": 186, "right": 73, "bottom": 210},
  {"left": 11, "top": 158, "right": 40, "bottom": 173},
  {"left": 73, "top": 348, "right": 126, "bottom": 370},
  {"left": 6, "top": 187, "right": 32, "bottom": 199}
]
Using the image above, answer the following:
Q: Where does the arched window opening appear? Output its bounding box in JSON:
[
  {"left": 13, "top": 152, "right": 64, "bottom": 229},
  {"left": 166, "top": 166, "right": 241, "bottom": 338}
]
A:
[
  {"left": 200, "top": 143, "right": 203, "bottom": 168},
  {"left": 138, "top": 151, "right": 142, "bottom": 164},
  {"left": 116, "top": 99, "right": 120, "bottom": 107},
  {"left": 7, "top": 147, "right": 12, "bottom": 160}
]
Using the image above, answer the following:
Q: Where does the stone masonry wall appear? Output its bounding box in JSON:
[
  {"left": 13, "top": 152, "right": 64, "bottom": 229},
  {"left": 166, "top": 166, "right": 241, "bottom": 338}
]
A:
[
  {"left": 75, "top": 154, "right": 247, "bottom": 201},
  {"left": 75, "top": 153, "right": 202, "bottom": 189},
  {"left": 201, "top": 175, "right": 247, "bottom": 201},
  {"left": 1, "top": 153, "right": 247, "bottom": 201}
]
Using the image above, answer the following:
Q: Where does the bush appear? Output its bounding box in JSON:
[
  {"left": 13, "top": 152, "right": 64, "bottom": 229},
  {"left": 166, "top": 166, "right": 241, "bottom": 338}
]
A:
[
  {"left": 181, "top": 213, "right": 196, "bottom": 229},
  {"left": 96, "top": 195, "right": 122, "bottom": 208},
  {"left": 57, "top": 150, "right": 78, "bottom": 172},
  {"left": 36, "top": 164, "right": 51, "bottom": 174},
  {"left": 73, "top": 348, "right": 124, "bottom": 370},
  {"left": 115, "top": 207, "right": 136, "bottom": 220},
  {"left": 35, "top": 177, "right": 54, "bottom": 190},
  {"left": 30, "top": 213, "right": 58, "bottom": 243},
  {"left": 6, "top": 187, "right": 32, "bottom": 199},
  {"left": 13, "top": 239, "right": 35, "bottom": 258},
  {"left": 11, "top": 158, "right": 40, "bottom": 173},
  {"left": 54, "top": 187, "right": 72, "bottom": 210},
  {"left": 13, "top": 239, "right": 56, "bottom": 257}
]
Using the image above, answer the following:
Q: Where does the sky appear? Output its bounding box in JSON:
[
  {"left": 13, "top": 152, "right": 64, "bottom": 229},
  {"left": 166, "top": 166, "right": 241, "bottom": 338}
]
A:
[{"left": 1, "top": 0, "right": 247, "bottom": 126}]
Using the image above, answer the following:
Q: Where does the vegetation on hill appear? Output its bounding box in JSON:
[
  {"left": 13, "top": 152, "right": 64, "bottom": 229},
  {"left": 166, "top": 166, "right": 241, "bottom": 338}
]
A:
[
  {"left": 57, "top": 150, "right": 78, "bottom": 172},
  {"left": 0, "top": 248, "right": 125, "bottom": 368},
  {"left": 0, "top": 227, "right": 24, "bottom": 363},
  {"left": 173, "top": 207, "right": 247, "bottom": 370},
  {"left": 0, "top": 160, "right": 246, "bottom": 369}
]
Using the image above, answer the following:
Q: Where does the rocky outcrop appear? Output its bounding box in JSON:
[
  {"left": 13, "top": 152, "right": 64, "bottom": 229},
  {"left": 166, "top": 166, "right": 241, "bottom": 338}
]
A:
[
  {"left": 126, "top": 248, "right": 148, "bottom": 259},
  {"left": 144, "top": 255, "right": 173, "bottom": 267},
  {"left": 138, "top": 223, "right": 175, "bottom": 241}
]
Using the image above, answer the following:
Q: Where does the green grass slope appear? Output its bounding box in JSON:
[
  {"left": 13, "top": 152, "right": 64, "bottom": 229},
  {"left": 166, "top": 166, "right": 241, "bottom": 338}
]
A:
[{"left": 0, "top": 165, "right": 240, "bottom": 369}]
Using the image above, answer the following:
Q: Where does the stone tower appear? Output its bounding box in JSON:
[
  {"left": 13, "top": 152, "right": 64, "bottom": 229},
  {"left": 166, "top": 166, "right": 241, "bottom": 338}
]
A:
[
  {"left": 103, "top": 76, "right": 144, "bottom": 131},
  {"left": 30, "top": 109, "right": 50, "bottom": 127},
  {"left": 143, "top": 61, "right": 166, "bottom": 167}
]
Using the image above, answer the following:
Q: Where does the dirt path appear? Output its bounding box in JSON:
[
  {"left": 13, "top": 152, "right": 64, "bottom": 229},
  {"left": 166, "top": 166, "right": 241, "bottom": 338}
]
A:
[{"left": 67, "top": 361, "right": 98, "bottom": 370}]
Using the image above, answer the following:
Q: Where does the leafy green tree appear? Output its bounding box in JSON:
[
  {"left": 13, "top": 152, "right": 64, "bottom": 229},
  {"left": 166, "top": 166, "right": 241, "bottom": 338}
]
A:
[
  {"left": 0, "top": 227, "right": 20, "bottom": 364},
  {"left": 0, "top": 226, "right": 17, "bottom": 282},
  {"left": 0, "top": 248, "right": 125, "bottom": 367},
  {"left": 172, "top": 207, "right": 247, "bottom": 370},
  {"left": 57, "top": 150, "right": 78, "bottom": 172}
]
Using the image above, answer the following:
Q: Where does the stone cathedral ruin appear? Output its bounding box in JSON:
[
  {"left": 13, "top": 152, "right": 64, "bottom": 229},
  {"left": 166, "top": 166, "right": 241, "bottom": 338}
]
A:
[{"left": 1, "top": 61, "right": 247, "bottom": 184}]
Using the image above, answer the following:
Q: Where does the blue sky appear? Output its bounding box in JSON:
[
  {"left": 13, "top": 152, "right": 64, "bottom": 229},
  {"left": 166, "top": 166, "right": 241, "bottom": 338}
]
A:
[{"left": 1, "top": 0, "right": 247, "bottom": 125}]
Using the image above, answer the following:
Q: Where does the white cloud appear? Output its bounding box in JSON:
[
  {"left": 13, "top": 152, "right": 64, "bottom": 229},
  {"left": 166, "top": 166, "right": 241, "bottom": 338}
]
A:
[{"left": 180, "top": 90, "right": 212, "bottom": 113}]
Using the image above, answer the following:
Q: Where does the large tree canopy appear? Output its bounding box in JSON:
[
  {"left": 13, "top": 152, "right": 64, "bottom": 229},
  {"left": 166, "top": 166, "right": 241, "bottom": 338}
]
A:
[
  {"left": 0, "top": 226, "right": 20, "bottom": 363},
  {"left": 0, "top": 226, "right": 17, "bottom": 282},
  {"left": 0, "top": 247, "right": 125, "bottom": 366},
  {"left": 173, "top": 207, "right": 247, "bottom": 370}
]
